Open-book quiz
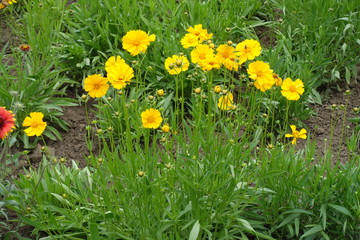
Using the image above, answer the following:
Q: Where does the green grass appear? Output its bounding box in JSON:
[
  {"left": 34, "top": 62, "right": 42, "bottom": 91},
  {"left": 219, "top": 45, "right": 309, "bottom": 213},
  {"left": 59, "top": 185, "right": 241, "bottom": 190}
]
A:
[{"left": 0, "top": 0, "right": 359, "bottom": 239}]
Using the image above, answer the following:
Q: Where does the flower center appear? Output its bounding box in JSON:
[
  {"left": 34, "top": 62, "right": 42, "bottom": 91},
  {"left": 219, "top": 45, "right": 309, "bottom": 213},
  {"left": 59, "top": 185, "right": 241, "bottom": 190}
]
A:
[
  {"left": 31, "top": 122, "right": 39, "bottom": 128},
  {"left": 292, "top": 131, "right": 299, "bottom": 138},
  {"left": 289, "top": 85, "right": 297, "bottom": 92},
  {"left": 132, "top": 40, "right": 140, "bottom": 46},
  {"left": 93, "top": 83, "right": 100, "bottom": 90},
  {"left": 147, "top": 116, "right": 155, "bottom": 123}
]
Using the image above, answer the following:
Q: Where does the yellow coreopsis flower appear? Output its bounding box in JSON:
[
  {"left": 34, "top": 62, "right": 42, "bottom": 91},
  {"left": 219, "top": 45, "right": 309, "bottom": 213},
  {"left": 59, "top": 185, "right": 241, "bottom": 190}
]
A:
[
  {"left": 122, "top": 30, "right": 156, "bottom": 56},
  {"left": 190, "top": 44, "right": 214, "bottom": 65},
  {"left": 161, "top": 123, "right": 171, "bottom": 133},
  {"left": 141, "top": 108, "right": 163, "bottom": 129},
  {"left": 199, "top": 55, "right": 221, "bottom": 71},
  {"left": 186, "top": 24, "right": 213, "bottom": 42},
  {"left": 84, "top": 74, "right": 109, "bottom": 98},
  {"left": 22, "top": 112, "right": 47, "bottom": 137},
  {"left": 214, "top": 85, "right": 222, "bottom": 93},
  {"left": 235, "top": 39, "right": 261, "bottom": 63},
  {"left": 181, "top": 33, "right": 200, "bottom": 49},
  {"left": 215, "top": 44, "right": 241, "bottom": 71},
  {"left": 273, "top": 73, "right": 283, "bottom": 86},
  {"left": 247, "top": 61, "right": 274, "bottom": 85},
  {"left": 216, "top": 44, "right": 236, "bottom": 64},
  {"left": 218, "top": 93, "right": 234, "bottom": 110},
  {"left": 107, "top": 62, "right": 134, "bottom": 89},
  {"left": 285, "top": 125, "right": 307, "bottom": 144},
  {"left": 165, "top": 55, "right": 189, "bottom": 75},
  {"left": 254, "top": 80, "right": 274, "bottom": 92},
  {"left": 281, "top": 78, "right": 304, "bottom": 101},
  {"left": 105, "top": 56, "right": 125, "bottom": 73}
]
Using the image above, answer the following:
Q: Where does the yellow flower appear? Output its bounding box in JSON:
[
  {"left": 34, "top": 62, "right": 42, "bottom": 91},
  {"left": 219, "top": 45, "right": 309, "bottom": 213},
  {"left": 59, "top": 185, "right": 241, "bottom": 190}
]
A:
[
  {"left": 273, "top": 73, "right": 283, "bottom": 86},
  {"left": 161, "top": 123, "right": 171, "bottom": 133},
  {"left": 216, "top": 44, "right": 236, "bottom": 64},
  {"left": 253, "top": 80, "right": 274, "bottom": 92},
  {"left": 122, "top": 30, "right": 156, "bottom": 56},
  {"left": 107, "top": 62, "right": 134, "bottom": 89},
  {"left": 247, "top": 61, "right": 273, "bottom": 82},
  {"left": 165, "top": 55, "right": 189, "bottom": 75},
  {"left": 215, "top": 44, "right": 240, "bottom": 71},
  {"left": 84, "top": 74, "right": 109, "bottom": 98},
  {"left": 214, "top": 85, "right": 222, "bottom": 93},
  {"left": 186, "top": 24, "right": 213, "bottom": 42},
  {"left": 157, "top": 89, "right": 165, "bottom": 96},
  {"left": 218, "top": 93, "right": 234, "bottom": 110},
  {"left": 281, "top": 78, "right": 304, "bottom": 101},
  {"left": 22, "top": 112, "right": 47, "bottom": 137},
  {"left": 285, "top": 125, "right": 307, "bottom": 145},
  {"left": 190, "top": 44, "right": 214, "bottom": 65},
  {"left": 105, "top": 56, "right": 125, "bottom": 73},
  {"left": 199, "top": 54, "right": 221, "bottom": 71},
  {"left": 141, "top": 108, "right": 163, "bottom": 129},
  {"left": 235, "top": 39, "right": 261, "bottom": 63},
  {"left": 181, "top": 33, "right": 200, "bottom": 49}
]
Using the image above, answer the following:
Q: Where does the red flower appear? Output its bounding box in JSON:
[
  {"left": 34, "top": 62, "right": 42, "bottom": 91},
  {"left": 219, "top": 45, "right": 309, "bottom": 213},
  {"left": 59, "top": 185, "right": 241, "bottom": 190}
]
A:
[
  {"left": 19, "top": 44, "right": 31, "bottom": 52},
  {"left": 0, "top": 107, "right": 16, "bottom": 139}
]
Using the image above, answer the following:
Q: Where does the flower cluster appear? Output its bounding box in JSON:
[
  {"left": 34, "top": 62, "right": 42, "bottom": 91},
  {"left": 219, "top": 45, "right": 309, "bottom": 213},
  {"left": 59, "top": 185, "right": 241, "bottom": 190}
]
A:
[
  {"left": 168, "top": 24, "right": 263, "bottom": 73},
  {"left": 83, "top": 30, "right": 156, "bottom": 98}
]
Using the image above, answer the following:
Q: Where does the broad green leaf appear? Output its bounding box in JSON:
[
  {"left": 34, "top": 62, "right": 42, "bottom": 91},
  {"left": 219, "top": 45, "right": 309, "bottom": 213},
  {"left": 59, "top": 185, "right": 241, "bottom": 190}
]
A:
[
  {"left": 328, "top": 204, "right": 353, "bottom": 218},
  {"left": 300, "top": 225, "right": 323, "bottom": 239},
  {"left": 189, "top": 220, "right": 201, "bottom": 240}
]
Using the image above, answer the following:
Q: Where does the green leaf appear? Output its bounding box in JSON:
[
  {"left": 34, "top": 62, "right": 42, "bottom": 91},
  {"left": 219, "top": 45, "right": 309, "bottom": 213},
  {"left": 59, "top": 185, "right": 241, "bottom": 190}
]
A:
[
  {"left": 300, "top": 225, "right": 323, "bottom": 239},
  {"left": 189, "top": 220, "right": 201, "bottom": 240},
  {"left": 90, "top": 223, "right": 100, "bottom": 240},
  {"left": 277, "top": 213, "right": 299, "bottom": 229},
  {"left": 260, "top": 170, "right": 286, "bottom": 179},
  {"left": 345, "top": 67, "right": 351, "bottom": 85},
  {"left": 328, "top": 204, "right": 353, "bottom": 218}
]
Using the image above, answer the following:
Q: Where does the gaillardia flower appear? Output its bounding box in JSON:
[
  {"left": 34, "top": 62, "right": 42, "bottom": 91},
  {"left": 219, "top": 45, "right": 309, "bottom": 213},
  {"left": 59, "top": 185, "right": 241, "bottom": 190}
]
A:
[
  {"left": 19, "top": 44, "right": 31, "bottom": 52},
  {"left": 285, "top": 125, "right": 307, "bottom": 145},
  {"left": 165, "top": 55, "right": 189, "bottom": 75},
  {"left": 22, "top": 112, "right": 47, "bottom": 137},
  {"left": 0, "top": 107, "right": 16, "bottom": 139},
  {"left": 235, "top": 39, "right": 261, "bottom": 63},
  {"left": 122, "top": 30, "right": 156, "bottom": 56},
  {"left": 218, "top": 93, "right": 234, "bottom": 110},
  {"left": 84, "top": 74, "right": 109, "bottom": 98},
  {"left": 281, "top": 78, "right": 304, "bottom": 101},
  {"left": 141, "top": 108, "right": 163, "bottom": 129}
]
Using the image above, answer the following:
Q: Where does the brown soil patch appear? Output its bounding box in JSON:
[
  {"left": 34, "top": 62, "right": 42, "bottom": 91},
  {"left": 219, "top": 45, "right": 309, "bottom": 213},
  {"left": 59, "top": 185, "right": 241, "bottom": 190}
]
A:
[{"left": 303, "top": 81, "right": 360, "bottom": 162}]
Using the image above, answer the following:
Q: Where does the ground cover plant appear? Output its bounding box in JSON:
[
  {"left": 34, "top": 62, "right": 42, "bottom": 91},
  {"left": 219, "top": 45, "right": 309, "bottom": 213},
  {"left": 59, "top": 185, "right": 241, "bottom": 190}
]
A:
[{"left": 0, "top": 0, "right": 359, "bottom": 239}]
